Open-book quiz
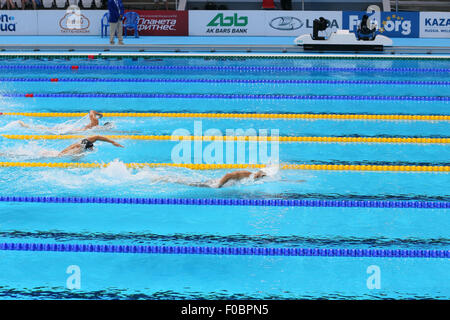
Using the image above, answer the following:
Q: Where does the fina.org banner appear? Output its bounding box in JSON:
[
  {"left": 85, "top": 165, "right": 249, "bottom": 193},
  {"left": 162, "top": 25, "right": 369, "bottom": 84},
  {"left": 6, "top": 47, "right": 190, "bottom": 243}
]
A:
[
  {"left": 420, "top": 12, "right": 450, "bottom": 38},
  {"left": 37, "top": 10, "right": 106, "bottom": 35},
  {"left": 0, "top": 11, "right": 38, "bottom": 35},
  {"left": 343, "top": 11, "right": 420, "bottom": 38}
]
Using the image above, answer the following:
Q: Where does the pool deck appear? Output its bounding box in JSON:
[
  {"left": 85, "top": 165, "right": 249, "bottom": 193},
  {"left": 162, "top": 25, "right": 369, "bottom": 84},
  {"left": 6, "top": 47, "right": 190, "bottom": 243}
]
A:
[{"left": 1, "top": 36, "right": 449, "bottom": 56}]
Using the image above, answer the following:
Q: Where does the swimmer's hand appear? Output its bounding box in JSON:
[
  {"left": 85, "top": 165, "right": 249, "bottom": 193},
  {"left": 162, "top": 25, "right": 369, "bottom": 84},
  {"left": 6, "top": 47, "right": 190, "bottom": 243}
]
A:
[
  {"left": 280, "top": 179, "right": 306, "bottom": 183},
  {"left": 112, "top": 142, "right": 124, "bottom": 147}
]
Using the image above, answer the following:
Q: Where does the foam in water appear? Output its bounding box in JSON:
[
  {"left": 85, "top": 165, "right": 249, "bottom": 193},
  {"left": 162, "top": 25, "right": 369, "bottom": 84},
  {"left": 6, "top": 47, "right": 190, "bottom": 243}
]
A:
[
  {"left": 0, "top": 116, "right": 90, "bottom": 134},
  {"left": 0, "top": 141, "right": 61, "bottom": 160},
  {"left": 0, "top": 115, "right": 119, "bottom": 135}
]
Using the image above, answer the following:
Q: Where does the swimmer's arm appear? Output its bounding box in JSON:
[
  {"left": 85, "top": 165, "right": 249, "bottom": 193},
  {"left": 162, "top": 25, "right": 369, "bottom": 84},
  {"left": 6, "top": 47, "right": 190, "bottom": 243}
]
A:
[
  {"left": 217, "top": 174, "right": 232, "bottom": 188},
  {"left": 58, "top": 143, "right": 79, "bottom": 156},
  {"left": 87, "top": 135, "right": 124, "bottom": 147},
  {"left": 90, "top": 110, "right": 103, "bottom": 119},
  {"left": 85, "top": 110, "right": 101, "bottom": 129},
  {"left": 17, "top": 120, "right": 31, "bottom": 128},
  {"left": 217, "top": 171, "right": 252, "bottom": 188}
]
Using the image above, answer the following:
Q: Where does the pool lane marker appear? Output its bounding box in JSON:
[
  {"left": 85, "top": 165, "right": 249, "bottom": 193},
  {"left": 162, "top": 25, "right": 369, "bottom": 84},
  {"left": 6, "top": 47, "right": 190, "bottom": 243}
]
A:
[
  {"left": 0, "top": 242, "right": 448, "bottom": 258},
  {"left": 0, "top": 196, "right": 448, "bottom": 209},
  {"left": 0, "top": 162, "right": 448, "bottom": 172},
  {"left": 1, "top": 77, "right": 450, "bottom": 86},
  {"left": 1, "top": 52, "right": 449, "bottom": 60},
  {"left": 2, "top": 134, "right": 449, "bottom": 144},
  {"left": 1, "top": 112, "right": 449, "bottom": 121},
  {"left": 2, "top": 92, "right": 449, "bottom": 101},
  {"left": 0, "top": 65, "right": 449, "bottom": 73}
]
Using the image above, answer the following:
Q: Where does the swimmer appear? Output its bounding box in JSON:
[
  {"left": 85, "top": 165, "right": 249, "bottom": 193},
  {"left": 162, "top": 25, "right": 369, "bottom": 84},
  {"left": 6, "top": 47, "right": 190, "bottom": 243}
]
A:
[
  {"left": 16, "top": 110, "right": 111, "bottom": 132},
  {"left": 58, "top": 135, "right": 124, "bottom": 156},
  {"left": 178, "top": 169, "right": 305, "bottom": 188},
  {"left": 216, "top": 170, "right": 266, "bottom": 188},
  {"left": 181, "top": 170, "right": 267, "bottom": 188},
  {"left": 83, "top": 110, "right": 112, "bottom": 131}
]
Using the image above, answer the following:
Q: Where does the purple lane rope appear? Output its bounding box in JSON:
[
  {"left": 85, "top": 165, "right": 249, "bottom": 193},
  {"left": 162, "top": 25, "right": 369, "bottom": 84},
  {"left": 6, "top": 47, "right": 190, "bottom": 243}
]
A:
[
  {"left": 0, "top": 242, "right": 448, "bottom": 258},
  {"left": 0, "top": 77, "right": 449, "bottom": 86},
  {"left": 0, "top": 65, "right": 449, "bottom": 73},
  {"left": 1, "top": 92, "right": 448, "bottom": 101},
  {"left": 0, "top": 196, "right": 449, "bottom": 208}
]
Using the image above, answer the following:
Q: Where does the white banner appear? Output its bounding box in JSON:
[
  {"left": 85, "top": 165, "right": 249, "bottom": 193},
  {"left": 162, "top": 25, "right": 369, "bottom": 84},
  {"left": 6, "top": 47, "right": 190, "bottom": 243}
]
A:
[
  {"left": 264, "top": 11, "right": 342, "bottom": 36},
  {"left": 189, "top": 11, "right": 265, "bottom": 36},
  {"left": 189, "top": 10, "right": 342, "bottom": 37},
  {"left": 37, "top": 9, "right": 106, "bottom": 36},
  {"left": 0, "top": 11, "right": 38, "bottom": 35},
  {"left": 420, "top": 12, "right": 450, "bottom": 38}
]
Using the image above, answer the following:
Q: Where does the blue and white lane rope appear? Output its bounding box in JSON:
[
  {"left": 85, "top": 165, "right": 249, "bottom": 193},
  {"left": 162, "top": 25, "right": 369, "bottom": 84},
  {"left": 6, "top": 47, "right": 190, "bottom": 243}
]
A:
[
  {"left": 0, "top": 242, "right": 448, "bottom": 258},
  {"left": 1, "top": 77, "right": 449, "bottom": 86},
  {"left": 2, "top": 92, "right": 449, "bottom": 101},
  {"left": 0, "top": 196, "right": 449, "bottom": 209},
  {"left": 0, "top": 65, "right": 449, "bottom": 73}
]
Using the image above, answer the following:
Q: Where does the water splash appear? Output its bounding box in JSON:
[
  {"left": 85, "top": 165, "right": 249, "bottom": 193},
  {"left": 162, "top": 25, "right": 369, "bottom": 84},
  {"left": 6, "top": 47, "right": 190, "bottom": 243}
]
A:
[{"left": 0, "top": 141, "right": 60, "bottom": 160}]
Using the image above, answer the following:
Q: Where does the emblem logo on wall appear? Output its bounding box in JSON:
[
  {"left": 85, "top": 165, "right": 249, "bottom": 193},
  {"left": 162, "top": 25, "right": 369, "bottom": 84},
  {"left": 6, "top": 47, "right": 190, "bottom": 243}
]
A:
[
  {"left": 206, "top": 13, "right": 249, "bottom": 34},
  {"left": 346, "top": 11, "right": 418, "bottom": 37},
  {"left": 207, "top": 13, "right": 248, "bottom": 27},
  {"left": 378, "top": 14, "right": 411, "bottom": 36},
  {"left": 269, "top": 17, "right": 303, "bottom": 30},
  {"left": 59, "top": 6, "right": 90, "bottom": 33},
  {"left": 0, "top": 14, "right": 17, "bottom": 32}
]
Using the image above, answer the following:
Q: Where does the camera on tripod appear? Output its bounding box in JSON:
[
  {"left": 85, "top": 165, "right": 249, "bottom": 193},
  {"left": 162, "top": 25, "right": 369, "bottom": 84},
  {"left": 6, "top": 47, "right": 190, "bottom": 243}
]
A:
[{"left": 312, "top": 17, "right": 331, "bottom": 40}]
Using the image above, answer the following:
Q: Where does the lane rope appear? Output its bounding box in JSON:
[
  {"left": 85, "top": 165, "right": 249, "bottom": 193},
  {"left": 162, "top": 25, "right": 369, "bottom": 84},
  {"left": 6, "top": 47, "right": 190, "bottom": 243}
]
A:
[
  {"left": 0, "top": 53, "right": 449, "bottom": 60},
  {"left": 2, "top": 112, "right": 449, "bottom": 121},
  {"left": 1, "top": 92, "right": 448, "bottom": 101},
  {"left": 0, "top": 162, "right": 448, "bottom": 172},
  {"left": 0, "top": 65, "right": 449, "bottom": 73},
  {"left": 1, "top": 77, "right": 449, "bottom": 86},
  {"left": 0, "top": 242, "right": 448, "bottom": 258},
  {"left": 2, "top": 134, "right": 449, "bottom": 144},
  {"left": 0, "top": 196, "right": 448, "bottom": 208}
]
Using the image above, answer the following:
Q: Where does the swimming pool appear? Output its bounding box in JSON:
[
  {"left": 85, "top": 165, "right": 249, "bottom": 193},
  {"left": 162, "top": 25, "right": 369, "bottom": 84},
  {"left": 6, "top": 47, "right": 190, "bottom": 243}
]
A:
[{"left": 0, "top": 54, "right": 448, "bottom": 299}]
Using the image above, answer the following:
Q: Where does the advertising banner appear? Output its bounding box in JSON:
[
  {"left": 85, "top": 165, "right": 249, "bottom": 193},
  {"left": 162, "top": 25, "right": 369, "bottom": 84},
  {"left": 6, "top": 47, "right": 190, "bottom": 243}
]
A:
[
  {"left": 264, "top": 11, "right": 341, "bottom": 37},
  {"left": 125, "top": 10, "right": 188, "bottom": 36},
  {"left": 189, "top": 11, "right": 265, "bottom": 36},
  {"left": 0, "top": 11, "right": 38, "bottom": 35},
  {"left": 343, "top": 11, "right": 420, "bottom": 38},
  {"left": 419, "top": 12, "right": 450, "bottom": 38},
  {"left": 37, "top": 9, "right": 106, "bottom": 35}
]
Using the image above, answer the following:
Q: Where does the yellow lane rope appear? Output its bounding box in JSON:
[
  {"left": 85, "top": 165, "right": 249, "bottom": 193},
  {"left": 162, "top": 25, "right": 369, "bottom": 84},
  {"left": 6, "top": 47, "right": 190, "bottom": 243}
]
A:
[
  {"left": 0, "top": 162, "right": 448, "bottom": 172},
  {"left": 2, "top": 134, "right": 449, "bottom": 144},
  {"left": 1, "top": 112, "right": 449, "bottom": 121}
]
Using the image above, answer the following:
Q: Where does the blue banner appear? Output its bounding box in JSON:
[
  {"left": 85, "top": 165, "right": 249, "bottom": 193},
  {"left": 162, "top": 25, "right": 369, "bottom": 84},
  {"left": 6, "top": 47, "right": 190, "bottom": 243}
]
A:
[{"left": 343, "top": 11, "right": 420, "bottom": 38}]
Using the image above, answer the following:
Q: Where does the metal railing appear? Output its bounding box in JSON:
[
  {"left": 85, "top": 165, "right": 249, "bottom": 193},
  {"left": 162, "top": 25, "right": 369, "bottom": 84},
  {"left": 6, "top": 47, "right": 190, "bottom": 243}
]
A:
[{"left": 391, "top": 0, "right": 450, "bottom": 11}]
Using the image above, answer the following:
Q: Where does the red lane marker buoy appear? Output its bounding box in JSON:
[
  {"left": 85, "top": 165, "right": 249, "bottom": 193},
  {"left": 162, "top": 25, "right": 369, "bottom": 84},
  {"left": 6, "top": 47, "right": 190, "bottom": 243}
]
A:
[
  {"left": 88, "top": 55, "right": 95, "bottom": 59},
  {"left": 50, "top": 78, "right": 58, "bottom": 82},
  {"left": 71, "top": 65, "right": 79, "bottom": 70},
  {"left": 0, "top": 112, "right": 3, "bottom": 115},
  {"left": 25, "top": 94, "right": 34, "bottom": 98}
]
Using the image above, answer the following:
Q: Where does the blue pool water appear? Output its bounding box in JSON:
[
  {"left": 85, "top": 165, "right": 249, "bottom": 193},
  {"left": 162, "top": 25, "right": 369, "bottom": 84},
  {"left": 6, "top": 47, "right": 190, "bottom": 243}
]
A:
[{"left": 0, "top": 55, "right": 448, "bottom": 299}]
